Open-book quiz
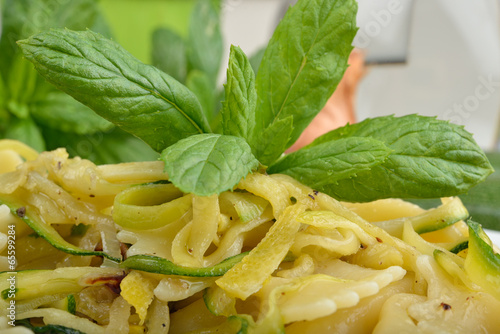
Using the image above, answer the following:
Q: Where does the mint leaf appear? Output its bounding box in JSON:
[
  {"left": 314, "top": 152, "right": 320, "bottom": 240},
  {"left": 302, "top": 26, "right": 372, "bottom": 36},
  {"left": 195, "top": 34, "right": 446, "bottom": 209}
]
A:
[
  {"left": 253, "top": 0, "right": 357, "bottom": 159},
  {"left": 268, "top": 137, "right": 391, "bottom": 188},
  {"left": 187, "top": 70, "right": 217, "bottom": 123},
  {"left": 17, "top": 29, "right": 211, "bottom": 152},
  {"left": 221, "top": 45, "right": 257, "bottom": 142},
  {"left": 5, "top": 117, "right": 45, "bottom": 152},
  {"left": 311, "top": 115, "right": 494, "bottom": 201},
  {"left": 253, "top": 116, "right": 294, "bottom": 167},
  {"left": 160, "top": 134, "right": 259, "bottom": 196},
  {"left": 31, "top": 92, "right": 113, "bottom": 135},
  {"left": 187, "top": 0, "right": 223, "bottom": 85},
  {"left": 152, "top": 28, "right": 187, "bottom": 84}
]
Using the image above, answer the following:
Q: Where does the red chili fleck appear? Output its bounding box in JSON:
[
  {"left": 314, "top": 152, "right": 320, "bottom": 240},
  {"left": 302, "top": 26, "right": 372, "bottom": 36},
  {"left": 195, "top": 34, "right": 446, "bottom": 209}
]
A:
[{"left": 376, "top": 237, "right": 383, "bottom": 243}]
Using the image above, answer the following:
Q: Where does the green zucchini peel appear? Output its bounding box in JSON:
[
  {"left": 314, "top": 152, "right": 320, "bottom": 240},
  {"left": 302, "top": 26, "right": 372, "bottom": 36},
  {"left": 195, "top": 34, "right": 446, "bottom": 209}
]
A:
[
  {"left": 0, "top": 197, "right": 121, "bottom": 263},
  {"left": 120, "top": 252, "right": 249, "bottom": 277}
]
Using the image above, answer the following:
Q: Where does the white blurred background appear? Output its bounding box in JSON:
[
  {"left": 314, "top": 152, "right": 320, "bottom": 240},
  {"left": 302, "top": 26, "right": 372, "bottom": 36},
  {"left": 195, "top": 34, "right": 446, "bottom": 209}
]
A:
[{"left": 221, "top": 0, "right": 500, "bottom": 151}]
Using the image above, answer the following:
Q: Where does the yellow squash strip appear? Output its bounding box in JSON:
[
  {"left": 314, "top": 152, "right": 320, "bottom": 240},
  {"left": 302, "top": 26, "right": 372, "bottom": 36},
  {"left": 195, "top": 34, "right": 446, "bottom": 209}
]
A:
[
  {"left": 237, "top": 173, "right": 291, "bottom": 219},
  {"left": 216, "top": 204, "right": 304, "bottom": 300},
  {"left": 373, "top": 197, "right": 469, "bottom": 238},
  {"left": 188, "top": 194, "right": 220, "bottom": 263},
  {"left": 0, "top": 139, "right": 38, "bottom": 162},
  {"left": 96, "top": 161, "right": 167, "bottom": 184},
  {"left": 120, "top": 271, "right": 158, "bottom": 325}
]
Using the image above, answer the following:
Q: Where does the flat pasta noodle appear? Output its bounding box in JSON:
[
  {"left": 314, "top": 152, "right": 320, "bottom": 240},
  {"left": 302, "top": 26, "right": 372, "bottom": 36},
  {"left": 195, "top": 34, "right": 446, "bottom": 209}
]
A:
[{"left": 0, "top": 141, "right": 498, "bottom": 333}]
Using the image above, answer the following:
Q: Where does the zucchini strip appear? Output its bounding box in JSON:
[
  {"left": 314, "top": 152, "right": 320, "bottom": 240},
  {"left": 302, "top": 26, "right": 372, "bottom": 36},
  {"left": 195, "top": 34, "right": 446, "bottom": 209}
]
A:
[
  {"left": 0, "top": 196, "right": 120, "bottom": 262},
  {"left": 464, "top": 220, "right": 500, "bottom": 299},
  {"left": 120, "top": 252, "right": 248, "bottom": 277},
  {"left": 15, "top": 319, "right": 85, "bottom": 334},
  {"left": 373, "top": 197, "right": 469, "bottom": 238}
]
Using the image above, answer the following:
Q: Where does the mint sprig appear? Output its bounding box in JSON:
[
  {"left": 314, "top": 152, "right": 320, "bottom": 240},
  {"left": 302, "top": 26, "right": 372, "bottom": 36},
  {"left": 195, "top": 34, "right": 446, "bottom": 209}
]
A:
[
  {"left": 161, "top": 134, "right": 259, "bottom": 196},
  {"left": 267, "top": 136, "right": 392, "bottom": 188},
  {"left": 17, "top": 0, "right": 494, "bottom": 199},
  {"left": 302, "top": 115, "right": 494, "bottom": 201},
  {"left": 221, "top": 45, "right": 257, "bottom": 142},
  {"left": 251, "top": 0, "right": 358, "bottom": 164},
  {"left": 17, "top": 29, "right": 211, "bottom": 152}
]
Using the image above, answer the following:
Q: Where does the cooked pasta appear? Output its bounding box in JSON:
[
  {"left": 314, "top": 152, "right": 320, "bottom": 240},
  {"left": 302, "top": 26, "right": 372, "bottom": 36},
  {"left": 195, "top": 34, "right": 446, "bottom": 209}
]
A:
[{"left": 0, "top": 139, "right": 499, "bottom": 333}]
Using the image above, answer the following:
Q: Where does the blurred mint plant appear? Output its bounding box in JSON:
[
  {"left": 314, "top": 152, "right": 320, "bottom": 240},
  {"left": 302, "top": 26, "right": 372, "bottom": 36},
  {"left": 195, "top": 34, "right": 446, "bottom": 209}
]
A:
[
  {"left": 151, "top": 0, "right": 265, "bottom": 132},
  {"left": 0, "top": 0, "right": 158, "bottom": 164}
]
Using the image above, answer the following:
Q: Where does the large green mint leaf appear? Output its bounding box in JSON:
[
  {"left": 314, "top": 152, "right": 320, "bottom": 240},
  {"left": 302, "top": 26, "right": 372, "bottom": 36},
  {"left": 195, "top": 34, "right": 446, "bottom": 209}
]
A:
[
  {"left": 268, "top": 137, "right": 391, "bottom": 188},
  {"left": 221, "top": 45, "right": 257, "bottom": 142},
  {"left": 160, "top": 134, "right": 259, "bottom": 196},
  {"left": 31, "top": 92, "right": 113, "bottom": 135},
  {"left": 253, "top": 0, "right": 357, "bottom": 160},
  {"left": 311, "top": 115, "right": 494, "bottom": 202},
  {"left": 17, "top": 29, "right": 211, "bottom": 152},
  {"left": 152, "top": 28, "right": 187, "bottom": 84},
  {"left": 187, "top": 0, "right": 223, "bottom": 85}
]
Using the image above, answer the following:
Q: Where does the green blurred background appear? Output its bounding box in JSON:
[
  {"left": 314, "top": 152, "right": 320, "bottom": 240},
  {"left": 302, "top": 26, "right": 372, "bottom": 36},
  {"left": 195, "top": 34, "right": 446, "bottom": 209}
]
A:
[{"left": 99, "top": 0, "right": 194, "bottom": 63}]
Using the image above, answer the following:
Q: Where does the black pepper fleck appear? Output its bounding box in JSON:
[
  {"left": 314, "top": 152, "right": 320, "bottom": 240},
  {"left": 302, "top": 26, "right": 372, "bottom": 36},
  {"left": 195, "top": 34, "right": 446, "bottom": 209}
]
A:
[
  {"left": 440, "top": 302, "right": 451, "bottom": 310},
  {"left": 16, "top": 207, "right": 26, "bottom": 218}
]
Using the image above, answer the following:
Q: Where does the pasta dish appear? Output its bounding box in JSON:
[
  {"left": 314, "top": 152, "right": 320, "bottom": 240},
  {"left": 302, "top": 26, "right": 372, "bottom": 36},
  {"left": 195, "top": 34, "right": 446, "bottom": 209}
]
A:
[
  {"left": 1, "top": 0, "right": 499, "bottom": 332},
  {"left": 0, "top": 139, "right": 499, "bottom": 333}
]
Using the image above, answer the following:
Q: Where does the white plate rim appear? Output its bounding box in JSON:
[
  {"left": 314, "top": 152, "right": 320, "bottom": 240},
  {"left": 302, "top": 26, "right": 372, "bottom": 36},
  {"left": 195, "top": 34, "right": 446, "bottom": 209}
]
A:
[{"left": 485, "top": 229, "right": 500, "bottom": 248}]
